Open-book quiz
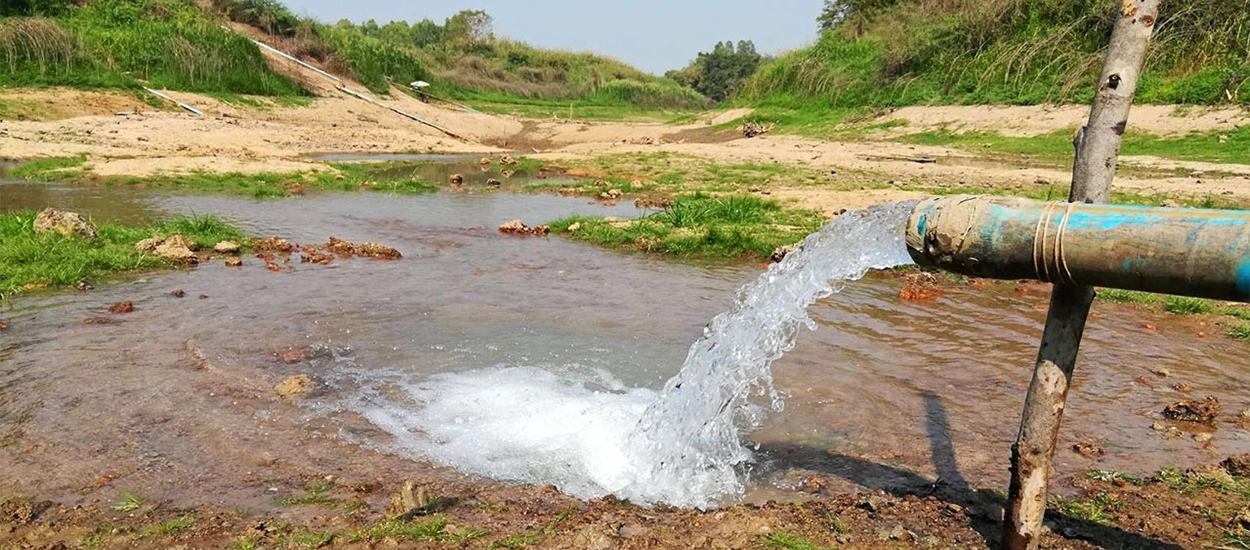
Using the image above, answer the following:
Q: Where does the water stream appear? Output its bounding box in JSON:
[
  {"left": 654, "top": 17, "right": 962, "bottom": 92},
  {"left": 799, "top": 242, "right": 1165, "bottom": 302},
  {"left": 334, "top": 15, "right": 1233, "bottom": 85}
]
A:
[{"left": 2, "top": 175, "right": 1247, "bottom": 512}]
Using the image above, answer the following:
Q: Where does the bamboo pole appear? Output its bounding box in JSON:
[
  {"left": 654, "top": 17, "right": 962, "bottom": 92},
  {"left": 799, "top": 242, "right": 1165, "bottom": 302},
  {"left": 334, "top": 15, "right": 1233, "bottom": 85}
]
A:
[{"left": 1002, "top": 2, "right": 1163, "bottom": 549}]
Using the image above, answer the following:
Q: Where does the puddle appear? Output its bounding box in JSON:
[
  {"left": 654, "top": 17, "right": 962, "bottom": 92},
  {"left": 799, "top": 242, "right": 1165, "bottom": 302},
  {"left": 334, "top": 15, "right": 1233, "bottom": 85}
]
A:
[
  {"left": 308, "top": 153, "right": 490, "bottom": 163},
  {"left": 0, "top": 183, "right": 1248, "bottom": 510}
]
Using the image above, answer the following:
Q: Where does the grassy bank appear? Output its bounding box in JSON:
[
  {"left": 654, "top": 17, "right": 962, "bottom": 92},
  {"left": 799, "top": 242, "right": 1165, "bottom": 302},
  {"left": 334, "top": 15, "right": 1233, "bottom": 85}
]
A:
[
  {"left": 0, "top": 213, "right": 246, "bottom": 296},
  {"left": 1098, "top": 289, "right": 1250, "bottom": 341},
  {"left": 0, "top": 0, "right": 306, "bottom": 96},
  {"left": 8, "top": 157, "right": 438, "bottom": 199},
  {"left": 743, "top": 0, "right": 1250, "bottom": 110},
  {"left": 551, "top": 193, "right": 823, "bottom": 259}
]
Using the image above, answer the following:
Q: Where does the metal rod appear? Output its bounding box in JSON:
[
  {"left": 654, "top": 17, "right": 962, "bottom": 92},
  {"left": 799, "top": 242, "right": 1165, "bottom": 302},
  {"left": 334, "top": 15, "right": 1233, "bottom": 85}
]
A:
[
  {"left": 143, "top": 87, "right": 203, "bottom": 116},
  {"left": 1002, "top": 2, "right": 1163, "bottom": 548},
  {"left": 907, "top": 196, "right": 1250, "bottom": 302},
  {"left": 242, "top": 34, "right": 343, "bottom": 84},
  {"left": 336, "top": 86, "right": 467, "bottom": 141}
]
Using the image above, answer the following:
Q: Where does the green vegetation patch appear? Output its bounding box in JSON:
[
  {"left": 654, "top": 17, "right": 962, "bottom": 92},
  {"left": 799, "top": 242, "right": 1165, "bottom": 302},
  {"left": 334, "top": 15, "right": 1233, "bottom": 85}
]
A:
[
  {"left": 1, "top": 0, "right": 308, "bottom": 96},
  {"left": 550, "top": 193, "right": 823, "bottom": 259},
  {"left": 10, "top": 158, "right": 438, "bottom": 199},
  {"left": 0, "top": 212, "right": 247, "bottom": 296}
]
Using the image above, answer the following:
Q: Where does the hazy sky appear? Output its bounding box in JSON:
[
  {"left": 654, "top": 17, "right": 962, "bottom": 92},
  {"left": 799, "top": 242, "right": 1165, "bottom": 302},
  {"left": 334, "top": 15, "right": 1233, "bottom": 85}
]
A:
[{"left": 279, "top": 1, "right": 824, "bottom": 74}]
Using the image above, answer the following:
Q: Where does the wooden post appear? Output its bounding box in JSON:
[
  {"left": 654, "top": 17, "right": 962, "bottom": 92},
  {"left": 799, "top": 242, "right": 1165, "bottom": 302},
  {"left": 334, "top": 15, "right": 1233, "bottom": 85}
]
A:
[{"left": 1002, "top": 1, "right": 1163, "bottom": 549}]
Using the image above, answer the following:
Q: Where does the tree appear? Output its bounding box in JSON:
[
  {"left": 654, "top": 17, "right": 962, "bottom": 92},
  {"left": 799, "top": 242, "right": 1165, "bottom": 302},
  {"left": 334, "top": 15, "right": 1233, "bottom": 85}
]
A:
[
  {"left": 444, "top": 10, "right": 493, "bottom": 50},
  {"left": 411, "top": 19, "right": 445, "bottom": 48},
  {"left": 686, "top": 40, "right": 761, "bottom": 102}
]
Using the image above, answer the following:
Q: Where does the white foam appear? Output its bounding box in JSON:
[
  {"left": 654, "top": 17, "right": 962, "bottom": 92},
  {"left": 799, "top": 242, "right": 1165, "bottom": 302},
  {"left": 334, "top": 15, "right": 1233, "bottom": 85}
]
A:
[{"left": 342, "top": 201, "right": 918, "bottom": 509}]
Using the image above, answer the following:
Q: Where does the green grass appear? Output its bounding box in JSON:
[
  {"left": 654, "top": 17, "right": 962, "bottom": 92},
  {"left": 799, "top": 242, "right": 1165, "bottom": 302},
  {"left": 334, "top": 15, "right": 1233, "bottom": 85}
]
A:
[
  {"left": 1048, "top": 492, "right": 1124, "bottom": 525},
  {"left": 112, "top": 491, "right": 143, "bottom": 512},
  {"left": 742, "top": 1, "right": 1250, "bottom": 109},
  {"left": 1231, "top": 323, "right": 1250, "bottom": 342},
  {"left": 9, "top": 158, "right": 438, "bottom": 198},
  {"left": 550, "top": 193, "right": 823, "bottom": 259},
  {"left": 2, "top": 0, "right": 309, "bottom": 96},
  {"left": 1086, "top": 470, "right": 1144, "bottom": 484},
  {"left": 1166, "top": 296, "right": 1217, "bottom": 315},
  {"left": 893, "top": 126, "right": 1250, "bottom": 168},
  {"left": 144, "top": 514, "right": 197, "bottom": 536},
  {"left": 349, "top": 516, "right": 483, "bottom": 543},
  {"left": 762, "top": 531, "right": 832, "bottom": 550},
  {"left": 0, "top": 212, "right": 247, "bottom": 297},
  {"left": 278, "top": 482, "right": 335, "bottom": 506}
]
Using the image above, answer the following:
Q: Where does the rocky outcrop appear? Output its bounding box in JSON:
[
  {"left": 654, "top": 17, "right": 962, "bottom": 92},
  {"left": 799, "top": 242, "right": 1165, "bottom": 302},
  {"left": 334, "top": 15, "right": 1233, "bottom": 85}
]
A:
[{"left": 33, "top": 208, "right": 97, "bottom": 239}]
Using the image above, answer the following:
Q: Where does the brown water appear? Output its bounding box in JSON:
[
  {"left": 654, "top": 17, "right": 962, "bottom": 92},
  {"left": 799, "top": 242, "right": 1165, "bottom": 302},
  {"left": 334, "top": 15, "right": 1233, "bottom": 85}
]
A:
[{"left": 1, "top": 180, "right": 1248, "bottom": 511}]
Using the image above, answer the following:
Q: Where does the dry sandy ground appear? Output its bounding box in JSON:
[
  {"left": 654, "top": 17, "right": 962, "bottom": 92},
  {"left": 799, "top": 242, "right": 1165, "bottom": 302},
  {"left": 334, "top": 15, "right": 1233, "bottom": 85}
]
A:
[{"left": 2, "top": 79, "right": 1247, "bottom": 217}]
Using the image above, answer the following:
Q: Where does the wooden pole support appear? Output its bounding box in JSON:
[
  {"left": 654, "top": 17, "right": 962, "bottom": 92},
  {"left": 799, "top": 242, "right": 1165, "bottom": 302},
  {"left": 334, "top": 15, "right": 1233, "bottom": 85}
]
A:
[{"left": 1002, "top": 1, "right": 1163, "bottom": 549}]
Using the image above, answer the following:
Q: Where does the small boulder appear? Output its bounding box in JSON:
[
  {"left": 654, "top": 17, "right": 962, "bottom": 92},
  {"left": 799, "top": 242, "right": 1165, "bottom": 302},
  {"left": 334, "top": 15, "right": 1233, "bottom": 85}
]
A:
[
  {"left": 135, "top": 237, "right": 164, "bottom": 252},
  {"left": 224, "top": 258, "right": 243, "bottom": 267},
  {"left": 479, "top": 157, "right": 492, "bottom": 167},
  {"left": 499, "top": 219, "right": 530, "bottom": 234},
  {"left": 155, "top": 240, "right": 198, "bottom": 264},
  {"left": 275, "top": 374, "right": 314, "bottom": 398},
  {"left": 498, "top": 154, "right": 517, "bottom": 165},
  {"left": 33, "top": 208, "right": 97, "bottom": 239},
  {"left": 213, "top": 241, "right": 240, "bottom": 254},
  {"left": 486, "top": 178, "right": 502, "bottom": 187},
  {"left": 107, "top": 301, "right": 134, "bottom": 314},
  {"left": 1223, "top": 454, "right": 1250, "bottom": 477},
  {"left": 356, "top": 242, "right": 402, "bottom": 260},
  {"left": 450, "top": 173, "right": 464, "bottom": 185},
  {"left": 163, "top": 234, "right": 199, "bottom": 252},
  {"left": 771, "top": 244, "right": 798, "bottom": 263},
  {"left": 1164, "top": 397, "right": 1220, "bottom": 424},
  {"left": 567, "top": 222, "right": 582, "bottom": 233}
]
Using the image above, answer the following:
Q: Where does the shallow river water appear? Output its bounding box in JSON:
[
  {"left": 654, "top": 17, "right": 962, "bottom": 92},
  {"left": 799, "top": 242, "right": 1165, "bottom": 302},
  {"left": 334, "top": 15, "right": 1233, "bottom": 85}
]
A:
[{"left": 1, "top": 177, "right": 1248, "bottom": 510}]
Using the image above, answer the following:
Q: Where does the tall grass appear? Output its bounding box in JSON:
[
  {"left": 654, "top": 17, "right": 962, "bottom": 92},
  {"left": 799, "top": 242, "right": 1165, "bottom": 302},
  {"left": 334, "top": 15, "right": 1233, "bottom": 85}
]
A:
[
  {"left": 744, "top": 0, "right": 1250, "bottom": 108},
  {"left": 1, "top": 0, "right": 307, "bottom": 95}
]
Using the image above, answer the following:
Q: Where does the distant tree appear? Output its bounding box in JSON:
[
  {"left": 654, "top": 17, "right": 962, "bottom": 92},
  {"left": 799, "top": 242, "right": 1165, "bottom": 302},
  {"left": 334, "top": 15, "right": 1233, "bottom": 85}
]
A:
[
  {"left": 379, "top": 20, "right": 411, "bottom": 44},
  {"left": 686, "top": 40, "right": 761, "bottom": 102},
  {"left": 359, "top": 19, "right": 381, "bottom": 38},
  {"left": 411, "top": 19, "right": 445, "bottom": 48},
  {"left": 444, "top": 10, "right": 493, "bottom": 49},
  {"left": 0, "top": 0, "right": 73, "bottom": 16}
]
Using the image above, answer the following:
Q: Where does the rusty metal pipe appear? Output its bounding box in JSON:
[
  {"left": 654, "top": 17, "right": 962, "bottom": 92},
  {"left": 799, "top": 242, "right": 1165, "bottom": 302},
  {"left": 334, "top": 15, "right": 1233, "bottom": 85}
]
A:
[{"left": 906, "top": 196, "right": 1250, "bottom": 303}]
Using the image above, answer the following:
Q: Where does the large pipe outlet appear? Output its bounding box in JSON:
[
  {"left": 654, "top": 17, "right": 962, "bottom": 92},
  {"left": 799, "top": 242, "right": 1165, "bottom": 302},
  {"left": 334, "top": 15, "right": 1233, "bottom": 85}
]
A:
[{"left": 906, "top": 196, "right": 1250, "bottom": 303}]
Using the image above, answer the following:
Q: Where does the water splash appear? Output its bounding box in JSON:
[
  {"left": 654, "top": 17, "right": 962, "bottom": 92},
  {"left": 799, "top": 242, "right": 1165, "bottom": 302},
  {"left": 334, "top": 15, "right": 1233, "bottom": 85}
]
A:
[{"left": 340, "top": 201, "right": 918, "bottom": 508}]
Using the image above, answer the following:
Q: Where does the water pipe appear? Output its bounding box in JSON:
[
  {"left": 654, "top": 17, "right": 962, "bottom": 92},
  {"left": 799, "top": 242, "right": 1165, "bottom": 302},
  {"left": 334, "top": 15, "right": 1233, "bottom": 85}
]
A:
[{"left": 906, "top": 196, "right": 1250, "bottom": 303}]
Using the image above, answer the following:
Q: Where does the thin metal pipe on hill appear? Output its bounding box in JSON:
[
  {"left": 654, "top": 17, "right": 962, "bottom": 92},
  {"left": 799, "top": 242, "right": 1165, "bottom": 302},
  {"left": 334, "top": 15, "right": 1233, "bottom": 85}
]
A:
[{"left": 143, "top": 87, "right": 203, "bottom": 116}]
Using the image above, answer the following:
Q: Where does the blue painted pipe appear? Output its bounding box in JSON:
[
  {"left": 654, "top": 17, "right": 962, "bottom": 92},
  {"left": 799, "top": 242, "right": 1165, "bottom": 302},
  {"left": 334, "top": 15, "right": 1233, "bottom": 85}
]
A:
[{"left": 906, "top": 196, "right": 1250, "bottom": 303}]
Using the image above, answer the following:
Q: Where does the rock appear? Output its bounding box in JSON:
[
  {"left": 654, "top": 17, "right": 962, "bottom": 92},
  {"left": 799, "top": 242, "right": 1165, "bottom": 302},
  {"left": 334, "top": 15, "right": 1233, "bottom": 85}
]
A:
[
  {"left": 499, "top": 219, "right": 530, "bottom": 234},
  {"left": 33, "top": 208, "right": 97, "bottom": 239},
  {"left": 155, "top": 240, "right": 198, "bottom": 264},
  {"left": 164, "top": 234, "right": 198, "bottom": 251},
  {"left": 772, "top": 244, "right": 798, "bottom": 263},
  {"left": 107, "top": 301, "right": 134, "bottom": 314},
  {"left": 450, "top": 173, "right": 464, "bottom": 185},
  {"left": 1151, "top": 367, "right": 1172, "bottom": 378},
  {"left": 619, "top": 524, "right": 648, "bottom": 539},
  {"left": 171, "top": 290, "right": 185, "bottom": 298},
  {"left": 498, "top": 154, "right": 517, "bottom": 165},
  {"left": 501, "top": 169, "right": 515, "bottom": 178},
  {"left": 1072, "top": 438, "right": 1105, "bottom": 458},
  {"left": 1192, "top": 464, "right": 1233, "bottom": 484},
  {"left": 275, "top": 374, "right": 314, "bottom": 398},
  {"left": 75, "top": 281, "right": 93, "bottom": 292},
  {"left": 741, "top": 121, "right": 773, "bottom": 138},
  {"left": 1164, "top": 397, "right": 1220, "bottom": 424},
  {"left": 1223, "top": 454, "right": 1250, "bottom": 477},
  {"left": 571, "top": 525, "right": 615, "bottom": 550},
  {"left": 567, "top": 222, "right": 582, "bottom": 233},
  {"left": 225, "top": 258, "right": 243, "bottom": 267},
  {"left": 356, "top": 242, "right": 402, "bottom": 260},
  {"left": 479, "top": 157, "right": 492, "bottom": 167},
  {"left": 532, "top": 225, "right": 550, "bottom": 236},
  {"left": 135, "top": 237, "right": 164, "bottom": 252},
  {"left": 213, "top": 241, "right": 240, "bottom": 254},
  {"left": 0, "top": 320, "right": 7, "bottom": 331},
  {"left": 878, "top": 525, "right": 912, "bottom": 542},
  {"left": 630, "top": 180, "right": 644, "bottom": 190},
  {"left": 1194, "top": 432, "right": 1215, "bottom": 444},
  {"left": 486, "top": 178, "right": 502, "bottom": 187},
  {"left": 254, "top": 237, "right": 295, "bottom": 254}
]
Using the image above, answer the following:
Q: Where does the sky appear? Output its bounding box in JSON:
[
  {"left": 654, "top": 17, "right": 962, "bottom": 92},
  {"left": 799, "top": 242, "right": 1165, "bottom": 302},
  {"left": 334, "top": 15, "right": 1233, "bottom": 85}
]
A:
[{"left": 278, "top": 1, "right": 825, "bottom": 75}]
